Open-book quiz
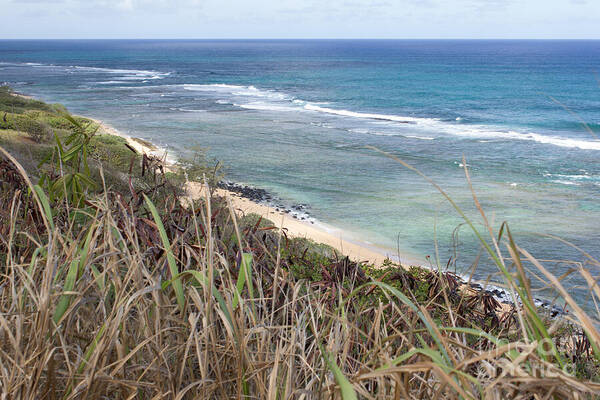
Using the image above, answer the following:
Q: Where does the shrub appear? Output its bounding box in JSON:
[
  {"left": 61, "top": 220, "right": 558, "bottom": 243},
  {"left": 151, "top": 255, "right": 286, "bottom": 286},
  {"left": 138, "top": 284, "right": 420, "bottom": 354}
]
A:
[
  {"left": 89, "top": 134, "right": 139, "bottom": 171},
  {"left": 0, "top": 112, "right": 52, "bottom": 143},
  {"left": 0, "top": 86, "right": 54, "bottom": 114}
]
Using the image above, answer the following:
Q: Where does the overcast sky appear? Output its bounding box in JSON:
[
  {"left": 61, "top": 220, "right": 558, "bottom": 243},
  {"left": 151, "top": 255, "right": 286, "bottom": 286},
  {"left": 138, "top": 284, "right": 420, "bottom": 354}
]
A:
[{"left": 1, "top": 0, "right": 599, "bottom": 39}]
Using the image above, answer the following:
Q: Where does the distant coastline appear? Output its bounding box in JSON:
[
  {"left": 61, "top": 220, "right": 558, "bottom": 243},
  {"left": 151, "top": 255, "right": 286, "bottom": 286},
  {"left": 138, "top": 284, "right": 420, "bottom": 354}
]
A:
[
  {"left": 87, "top": 114, "right": 569, "bottom": 318},
  {"left": 90, "top": 116, "right": 409, "bottom": 266}
]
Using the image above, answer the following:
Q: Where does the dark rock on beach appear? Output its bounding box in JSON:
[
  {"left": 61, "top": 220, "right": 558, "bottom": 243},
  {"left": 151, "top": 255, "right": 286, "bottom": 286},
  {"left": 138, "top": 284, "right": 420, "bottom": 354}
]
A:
[{"left": 218, "top": 180, "right": 313, "bottom": 222}]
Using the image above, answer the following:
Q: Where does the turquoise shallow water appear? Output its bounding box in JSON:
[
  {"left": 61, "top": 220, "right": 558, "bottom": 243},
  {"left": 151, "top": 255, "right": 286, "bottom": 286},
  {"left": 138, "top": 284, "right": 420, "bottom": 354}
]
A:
[{"left": 1, "top": 39, "right": 599, "bottom": 307}]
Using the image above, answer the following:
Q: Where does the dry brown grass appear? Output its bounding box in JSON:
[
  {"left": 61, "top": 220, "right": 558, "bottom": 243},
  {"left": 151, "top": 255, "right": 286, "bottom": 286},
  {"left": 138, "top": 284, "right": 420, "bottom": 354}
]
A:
[{"left": 1, "top": 147, "right": 600, "bottom": 399}]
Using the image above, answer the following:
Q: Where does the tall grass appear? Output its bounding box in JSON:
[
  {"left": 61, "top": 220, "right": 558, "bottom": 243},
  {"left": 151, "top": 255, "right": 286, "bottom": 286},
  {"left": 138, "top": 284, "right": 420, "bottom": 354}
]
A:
[{"left": 1, "top": 141, "right": 600, "bottom": 399}]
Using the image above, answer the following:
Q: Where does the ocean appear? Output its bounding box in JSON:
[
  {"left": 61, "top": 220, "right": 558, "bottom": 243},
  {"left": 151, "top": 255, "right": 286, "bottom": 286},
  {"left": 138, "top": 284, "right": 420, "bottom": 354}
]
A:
[{"left": 1, "top": 39, "right": 599, "bottom": 308}]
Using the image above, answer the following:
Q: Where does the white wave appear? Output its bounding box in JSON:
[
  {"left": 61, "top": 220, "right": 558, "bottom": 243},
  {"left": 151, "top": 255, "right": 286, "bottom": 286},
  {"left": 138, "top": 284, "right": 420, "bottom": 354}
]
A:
[
  {"left": 70, "top": 65, "right": 170, "bottom": 78},
  {"left": 303, "top": 103, "right": 420, "bottom": 123},
  {"left": 522, "top": 133, "right": 600, "bottom": 150},
  {"left": 235, "top": 102, "right": 297, "bottom": 112},
  {"left": 369, "top": 132, "right": 403, "bottom": 137},
  {"left": 6, "top": 61, "right": 171, "bottom": 80},
  {"left": 188, "top": 83, "right": 241, "bottom": 89},
  {"left": 350, "top": 130, "right": 403, "bottom": 137},
  {"left": 3, "top": 69, "right": 599, "bottom": 150},
  {"left": 349, "top": 128, "right": 426, "bottom": 138},
  {"left": 169, "top": 107, "right": 206, "bottom": 112},
  {"left": 405, "top": 135, "right": 435, "bottom": 140},
  {"left": 234, "top": 88, "right": 287, "bottom": 100},
  {"left": 302, "top": 104, "right": 600, "bottom": 150},
  {"left": 0, "top": 62, "right": 43, "bottom": 66},
  {"left": 115, "top": 74, "right": 164, "bottom": 81},
  {"left": 183, "top": 84, "right": 289, "bottom": 100},
  {"left": 544, "top": 173, "right": 600, "bottom": 184},
  {"left": 457, "top": 128, "right": 600, "bottom": 150},
  {"left": 116, "top": 85, "right": 165, "bottom": 89},
  {"left": 552, "top": 173, "right": 596, "bottom": 180},
  {"left": 454, "top": 161, "right": 471, "bottom": 168},
  {"left": 96, "top": 81, "right": 123, "bottom": 85},
  {"left": 552, "top": 180, "right": 580, "bottom": 186},
  {"left": 157, "top": 81, "right": 600, "bottom": 151}
]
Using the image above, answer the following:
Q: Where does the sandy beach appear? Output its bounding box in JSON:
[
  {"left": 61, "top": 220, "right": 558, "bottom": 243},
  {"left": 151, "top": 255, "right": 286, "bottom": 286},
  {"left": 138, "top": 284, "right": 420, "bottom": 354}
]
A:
[
  {"left": 90, "top": 117, "right": 523, "bottom": 315},
  {"left": 189, "top": 184, "right": 410, "bottom": 265},
  {"left": 92, "top": 118, "right": 412, "bottom": 266}
]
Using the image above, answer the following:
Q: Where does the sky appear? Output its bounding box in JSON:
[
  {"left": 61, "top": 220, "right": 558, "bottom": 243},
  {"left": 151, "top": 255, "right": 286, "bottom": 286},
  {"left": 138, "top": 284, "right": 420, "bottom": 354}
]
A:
[{"left": 1, "top": 0, "right": 599, "bottom": 39}]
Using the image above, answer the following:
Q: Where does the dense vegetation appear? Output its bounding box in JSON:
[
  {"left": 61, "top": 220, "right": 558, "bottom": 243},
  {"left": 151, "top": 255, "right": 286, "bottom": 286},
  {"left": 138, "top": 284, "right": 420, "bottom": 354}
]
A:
[{"left": 1, "top": 86, "right": 599, "bottom": 398}]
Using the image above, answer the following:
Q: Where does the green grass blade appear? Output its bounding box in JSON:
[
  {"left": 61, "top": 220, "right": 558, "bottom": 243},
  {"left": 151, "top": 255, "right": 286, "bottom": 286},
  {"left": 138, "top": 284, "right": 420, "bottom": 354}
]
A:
[
  {"left": 144, "top": 194, "right": 185, "bottom": 313},
  {"left": 233, "top": 252, "right": 254, "bottom": 312},
  {"left": 53, "top": 259, "right": 79, "bottom": 325},
  {"left": 52, "top": 224, "right": 95, "bottom": 320},
  {"left": 77, "top": 323, "right": 107, "bottom": 374},
  {"left": 319, "top": 344, "right": 358, "bottom": 400},
  {"left": 357, "top": 280, "right": 452, "bottom": 365},
  {"left": 233, "top": 256, "right": 246, "bottom": 310},
  {"left": 33, "top": 184, "right": 54, "bottom": 231},
  {"left": 62, "top": 322, "right": 108, "bottom": 399},
  {"left": 90, "top": 264, "right": 105, "bottom": 291},
  {"left": 163, "top": 270, "right": 233, "bottom": 330}
]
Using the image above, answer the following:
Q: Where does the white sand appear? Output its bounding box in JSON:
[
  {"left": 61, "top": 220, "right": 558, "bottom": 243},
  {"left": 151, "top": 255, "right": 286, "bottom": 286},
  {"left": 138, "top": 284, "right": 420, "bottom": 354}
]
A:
[
  {"left": 89, "top": 117, "right": 418, "bottom": 265},
  {"left": 90, "top": 117, "right": 176, "bottom": 168},
  {"left": 88, "top": 115, "right": 525, "bottom": 319},
  {"left": 186, "top": 183, "right": 412, "bottom": 265}
]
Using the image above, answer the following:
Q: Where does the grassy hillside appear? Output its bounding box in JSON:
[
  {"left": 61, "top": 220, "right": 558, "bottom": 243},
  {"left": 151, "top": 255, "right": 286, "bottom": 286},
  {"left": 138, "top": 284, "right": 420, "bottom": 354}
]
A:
[{"left": 1, "top": 86, "right": 599, "bottom": 399}]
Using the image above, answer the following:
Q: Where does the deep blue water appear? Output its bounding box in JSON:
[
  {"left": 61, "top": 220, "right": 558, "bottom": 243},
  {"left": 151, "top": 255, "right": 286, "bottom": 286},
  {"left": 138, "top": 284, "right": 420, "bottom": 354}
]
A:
[{"left": 1, "top": 39, "right": 599, "bottom": 306}]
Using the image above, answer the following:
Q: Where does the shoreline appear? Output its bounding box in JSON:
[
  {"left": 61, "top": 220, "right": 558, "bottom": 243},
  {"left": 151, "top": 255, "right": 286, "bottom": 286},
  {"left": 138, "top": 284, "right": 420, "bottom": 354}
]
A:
[
  {"left": 91, "top": 117, "right": 412, "bottom": 266},
  {"left": 87, "top": 115, "right": 567, "bottom": 316}
]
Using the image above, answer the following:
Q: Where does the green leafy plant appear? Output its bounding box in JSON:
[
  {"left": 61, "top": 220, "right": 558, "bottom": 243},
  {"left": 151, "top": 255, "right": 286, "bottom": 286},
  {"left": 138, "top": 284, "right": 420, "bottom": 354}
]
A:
[{"left": 39, "top": 113, "right": 98, "bottom": 207}]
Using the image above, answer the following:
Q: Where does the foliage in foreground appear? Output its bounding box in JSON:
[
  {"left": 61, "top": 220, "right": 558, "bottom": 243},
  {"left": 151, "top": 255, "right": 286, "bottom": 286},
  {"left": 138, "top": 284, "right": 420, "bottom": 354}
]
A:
[
  {"left": 1, "top": 148, "right": 600, "bottom": 398},
  {"left": 1, "top": 89, "right": 600, "bottom": 398}
]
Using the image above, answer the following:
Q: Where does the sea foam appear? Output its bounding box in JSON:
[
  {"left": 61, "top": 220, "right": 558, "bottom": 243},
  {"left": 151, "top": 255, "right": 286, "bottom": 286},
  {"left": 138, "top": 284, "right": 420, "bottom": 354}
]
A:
[
  {"left": 183, "top": 84, "right": 289, "bottom": 100},
  {"left": 9, "top": 61, "right": 171, "bottom": 82},
  {"left": 303, "top": 104, "right": 419, "bottom": 124},
  {"left": 182, "top": 83, "right": 600, "bottom": 150}
]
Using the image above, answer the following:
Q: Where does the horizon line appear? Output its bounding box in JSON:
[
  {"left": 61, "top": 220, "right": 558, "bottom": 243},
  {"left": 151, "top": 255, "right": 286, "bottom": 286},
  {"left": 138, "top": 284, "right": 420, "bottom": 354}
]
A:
[{"left": 2, "top": 37, "right": 600, "bottom": 41}]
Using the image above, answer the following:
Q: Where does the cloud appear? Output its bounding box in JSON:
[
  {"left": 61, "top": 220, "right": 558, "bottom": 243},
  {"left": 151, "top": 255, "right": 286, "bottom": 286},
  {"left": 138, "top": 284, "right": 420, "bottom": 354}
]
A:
[
  {"left": 115, "top": 0, "right": 133, "bottom": 11},
  {"left": 2, "top": 0, "right": 599, "bottom": 39},
  {"left": 7, "top": 0, "right": 202, "bottom": 11},
  {"left": 94, "top": 0, "right": 199, "bottom": 11},
  {"left": 8, "top": 0, "right": 67, "bottom": 3}
]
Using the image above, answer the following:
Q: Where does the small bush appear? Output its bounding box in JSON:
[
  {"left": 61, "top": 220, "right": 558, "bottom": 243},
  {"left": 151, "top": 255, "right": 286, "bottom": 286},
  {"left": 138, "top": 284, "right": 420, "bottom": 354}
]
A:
[
  {"left": 89, "top": 134, "right": 139, "bottom": 171},
  {"left": 23, "top": 109, "right": 93, "bottom": 131},
  {"left": 0, "top": 86, "right": 54, "bottom": 114},
  {"left": 0, "top": 113, "right": 52, "bottom": 143},
  {"left": 176, "top": 146, "right": 223, "bottom": 187}
]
